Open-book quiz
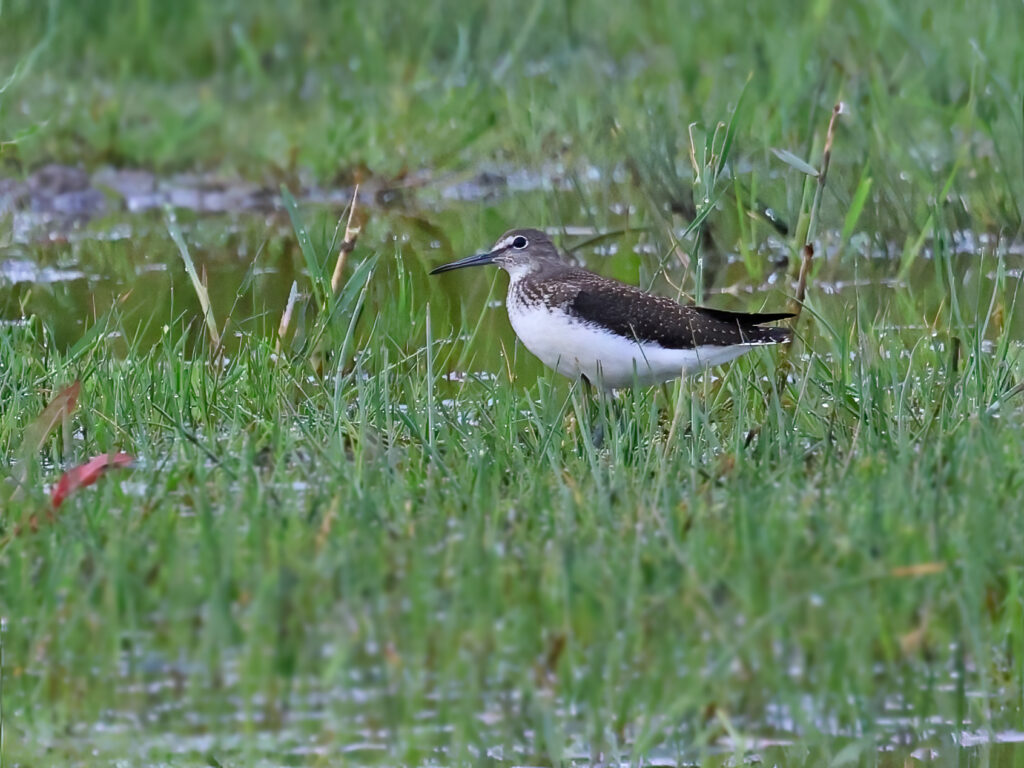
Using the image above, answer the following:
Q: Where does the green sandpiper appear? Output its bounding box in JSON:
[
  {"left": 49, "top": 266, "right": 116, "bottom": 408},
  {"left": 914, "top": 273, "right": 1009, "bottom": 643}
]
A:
[{"left": 431, "top": 228, "right": 793, "bottom": 389}]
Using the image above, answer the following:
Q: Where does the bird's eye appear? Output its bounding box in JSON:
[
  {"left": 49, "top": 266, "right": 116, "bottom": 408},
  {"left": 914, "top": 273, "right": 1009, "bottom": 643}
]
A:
[{"left": 512, "top": 236, "right": 528, "bottom": 249}]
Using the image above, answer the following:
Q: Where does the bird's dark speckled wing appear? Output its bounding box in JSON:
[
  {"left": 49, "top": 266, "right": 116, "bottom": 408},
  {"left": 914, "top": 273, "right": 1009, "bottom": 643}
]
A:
[{"left": 564, "top": 274, "right": 793, "bottom": 349}]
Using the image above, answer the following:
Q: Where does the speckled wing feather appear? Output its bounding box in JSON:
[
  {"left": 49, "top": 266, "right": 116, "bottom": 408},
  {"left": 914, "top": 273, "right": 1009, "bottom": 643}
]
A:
[{"left": 565, "top": 274, "right": 793, "bottom": 349}]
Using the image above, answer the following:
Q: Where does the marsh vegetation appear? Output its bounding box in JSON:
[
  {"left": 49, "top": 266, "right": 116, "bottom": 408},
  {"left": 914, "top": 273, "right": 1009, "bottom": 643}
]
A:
[{"left": 2, "top": 1, "right": 1024, "bottom": 765}]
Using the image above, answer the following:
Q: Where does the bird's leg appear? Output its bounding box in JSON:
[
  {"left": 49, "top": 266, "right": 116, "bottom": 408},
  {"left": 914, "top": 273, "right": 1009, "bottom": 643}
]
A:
[{"left": 581, "top": 374, "right": 606, "bottom": 448}]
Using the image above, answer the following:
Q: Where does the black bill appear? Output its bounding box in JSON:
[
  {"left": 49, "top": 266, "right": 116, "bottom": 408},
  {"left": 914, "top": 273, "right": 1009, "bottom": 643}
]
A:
[{"left": 429, "top": 251, "right": 498, "bottom": 274}]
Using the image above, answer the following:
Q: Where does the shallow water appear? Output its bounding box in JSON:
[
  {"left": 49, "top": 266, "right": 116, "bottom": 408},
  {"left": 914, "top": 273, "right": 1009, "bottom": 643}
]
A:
[
  {"left": 3, "top": 163, "right": 1023, "bottom": 363},
  {"left": 20, "top": 638, "right": 1024, "bottom": 766}
]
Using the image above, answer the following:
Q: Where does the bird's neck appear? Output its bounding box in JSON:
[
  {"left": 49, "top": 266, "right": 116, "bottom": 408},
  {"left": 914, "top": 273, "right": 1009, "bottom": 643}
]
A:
[
  {"left": 506, "top": 262, "right": 578, "bottom": 311},
  {"left": 505, "top": 259, "right": 574, "bottom": 285},
  {"left": 502, "top": 262, "right": 538, "bottom": 285}
]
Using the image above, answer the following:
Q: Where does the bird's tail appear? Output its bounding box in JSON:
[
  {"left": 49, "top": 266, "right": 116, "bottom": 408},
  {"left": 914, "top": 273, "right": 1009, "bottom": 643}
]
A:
[
  {"left": 695, "top": 306, "right": 795, "bottom": 345},
  {"left": 743, "top": 324, "right": 792, "bottom": 345},
  {"left": 696, "top": 306, "right": 795, "bottom": 325}
]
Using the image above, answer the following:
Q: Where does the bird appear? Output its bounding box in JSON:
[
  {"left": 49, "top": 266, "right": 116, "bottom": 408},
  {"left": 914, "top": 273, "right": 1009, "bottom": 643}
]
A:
[{"left": 430, "top": 228, "right": 793, "bottom": 390}]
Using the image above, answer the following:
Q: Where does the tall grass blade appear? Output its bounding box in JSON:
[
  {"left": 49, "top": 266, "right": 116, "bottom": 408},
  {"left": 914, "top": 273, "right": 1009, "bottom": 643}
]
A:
[
  {"left": 281, "top": 186, "right": 329, "bottom": 307},
  {"left": 771, "top": 147, "right": 820, "bottom": 177},
  {"left": 167, "top": 212, "right": 220, "bottom": 350}
]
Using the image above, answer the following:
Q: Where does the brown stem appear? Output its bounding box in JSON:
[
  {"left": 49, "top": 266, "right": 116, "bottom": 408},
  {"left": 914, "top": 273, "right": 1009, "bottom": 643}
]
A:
[
  {"left": 331, "top": 184, "right": 362, "bottom": 294},
  {"left": 789, "top": 101, "right": 842, "bottom": 320}
]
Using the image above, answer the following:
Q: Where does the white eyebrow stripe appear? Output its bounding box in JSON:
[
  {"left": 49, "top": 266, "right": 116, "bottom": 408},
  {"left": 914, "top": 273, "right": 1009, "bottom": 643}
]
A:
[{"left": 494, "top": 235, "right": 518, "bottom": 251}]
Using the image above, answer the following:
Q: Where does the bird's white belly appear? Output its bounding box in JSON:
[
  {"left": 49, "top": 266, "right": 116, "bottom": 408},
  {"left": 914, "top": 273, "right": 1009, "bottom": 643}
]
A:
[{"left": 508, "top": 305, "right": 752, "bottom": 388}]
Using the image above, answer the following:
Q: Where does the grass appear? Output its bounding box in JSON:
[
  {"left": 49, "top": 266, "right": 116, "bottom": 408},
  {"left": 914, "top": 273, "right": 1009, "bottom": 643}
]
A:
[
  {"left": 2, "top": 0, "right": 1024, "bottom": 766},
  {"left": 2, "top": 0, "right": 1023, "bottom": 237},
  {"left": 2, "top": 201, "right": 1023, "bottom": 765}
]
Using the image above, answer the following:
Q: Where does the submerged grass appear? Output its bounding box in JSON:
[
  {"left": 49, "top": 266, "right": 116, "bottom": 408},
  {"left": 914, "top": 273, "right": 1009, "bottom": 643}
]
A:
[{"left": 2, "top": 0, "right": 1024, "bottom": 765}]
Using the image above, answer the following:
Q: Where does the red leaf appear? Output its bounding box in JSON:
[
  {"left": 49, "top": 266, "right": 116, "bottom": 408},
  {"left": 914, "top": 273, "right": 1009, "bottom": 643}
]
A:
[{"left": 51, "top": 452, "right": 134, "bottom": 509}]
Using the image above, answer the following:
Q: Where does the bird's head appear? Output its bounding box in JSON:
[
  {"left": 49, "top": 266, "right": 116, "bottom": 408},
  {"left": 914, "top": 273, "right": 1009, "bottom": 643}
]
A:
[{"left": 430, "top": 228, "right": 564, "bottom": 279}]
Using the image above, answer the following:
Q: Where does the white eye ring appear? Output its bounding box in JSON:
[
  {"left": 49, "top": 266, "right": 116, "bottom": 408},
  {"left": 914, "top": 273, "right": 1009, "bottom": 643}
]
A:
[{"left": 511, "top": 235, "right": 528, "bottom": 249}]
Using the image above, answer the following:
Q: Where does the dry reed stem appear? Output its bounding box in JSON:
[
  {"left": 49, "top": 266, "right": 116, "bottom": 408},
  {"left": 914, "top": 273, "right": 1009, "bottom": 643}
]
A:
[
  {"left": 275, "top": 280, "right": 301, "bottom": 355},
  {"left": 331, "top": 184, "right": 361, "bottom": 294}
]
